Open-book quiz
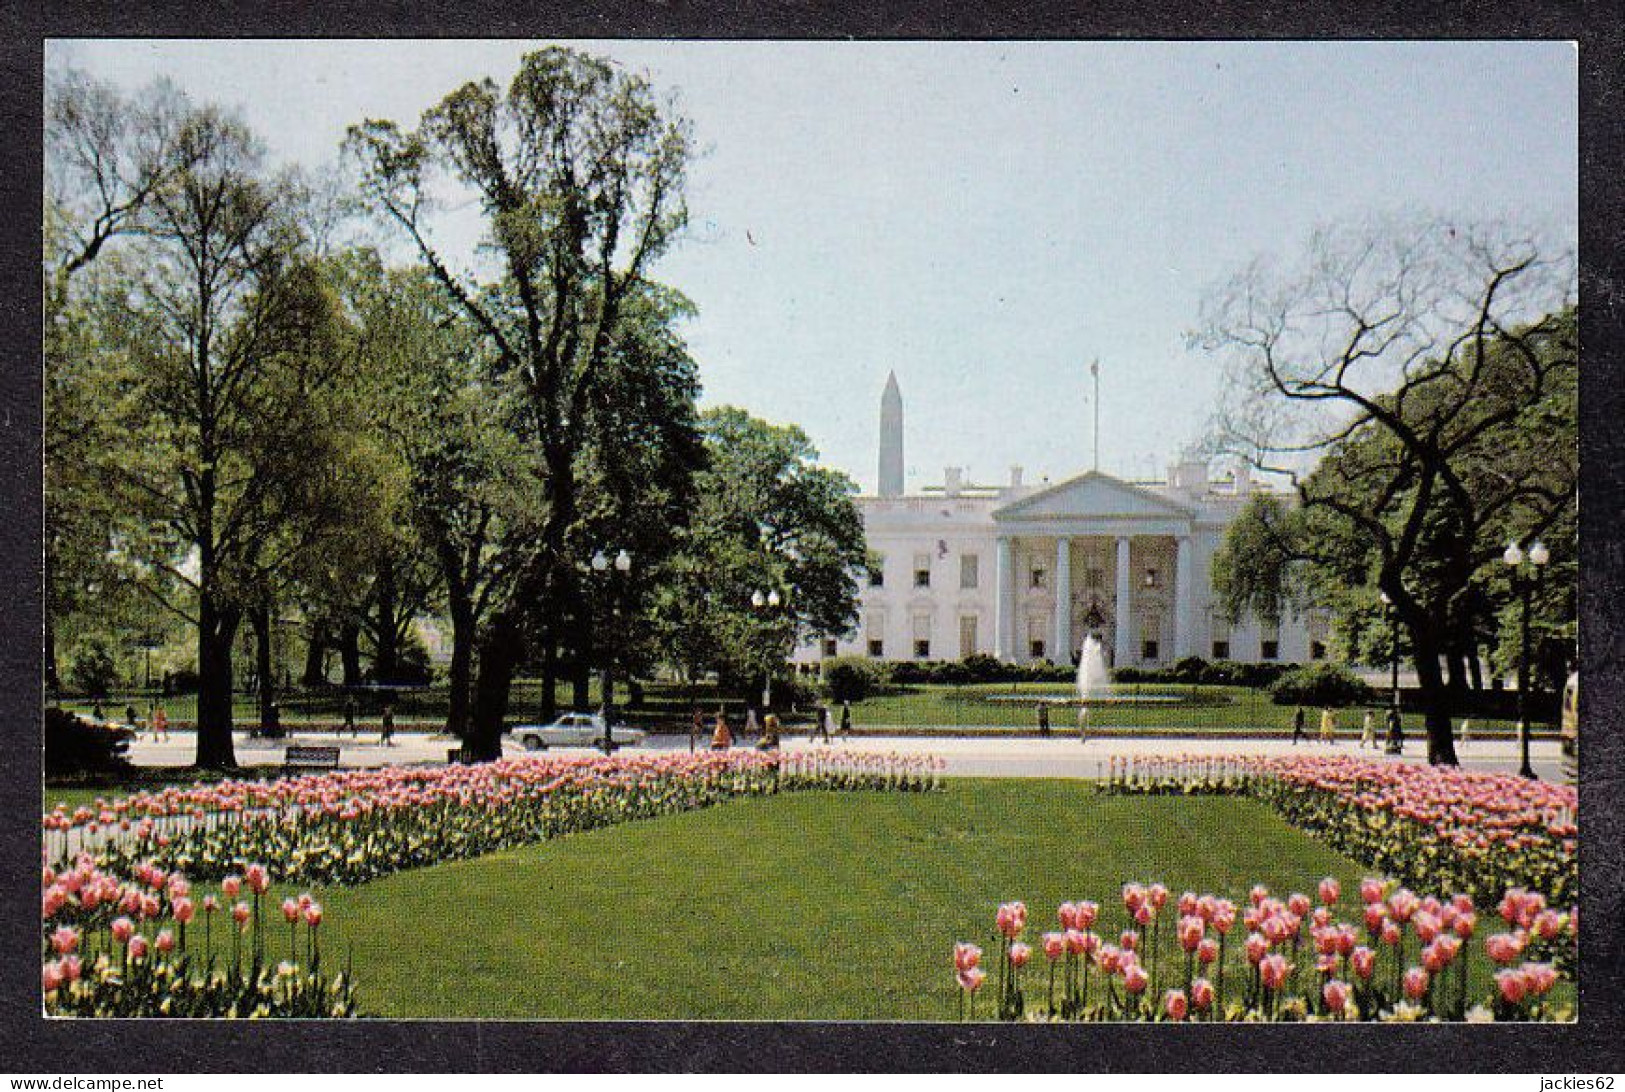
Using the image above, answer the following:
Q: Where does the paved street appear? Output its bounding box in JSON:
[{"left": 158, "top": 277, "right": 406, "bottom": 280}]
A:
[{"left": 118, "top": 727, "right": 1569, "bottom": 782}]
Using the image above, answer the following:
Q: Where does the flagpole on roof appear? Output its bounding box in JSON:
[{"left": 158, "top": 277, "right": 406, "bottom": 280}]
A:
[{"left": 1091, "top": 358, "right": 1101, "bottom": 472}]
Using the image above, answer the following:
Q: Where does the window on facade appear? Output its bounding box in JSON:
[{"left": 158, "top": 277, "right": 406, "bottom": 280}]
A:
[
  {"left": 1142, "top": 639, "right": 1159, "bottom": 661},
  {"left": 1143, "top": 567, "right": 1160, "bottom": 588},
  {"left": 822, "top": 638, "right": 838, "bottom": 657},
  {"left": 914, "top": 639, "right": 931, "bottom": 659},
  {"left": 1261, "top": 640, "right": 1279, "bottom": 661},
  {"left": 868, "top": 639, "right": 884, "bottom": 658},
  {"left": 959, "top": 616, "right": 978, "bottom": 659},
  {"left": 1030, "top": 639, "right": 1046, "bottom": 660},
  {"left": 1030, "top": 566, "right": 1047, "bottom": 589},
  {"left": 868, "top": 560, "right": 884, "bottom": 588},
  {"left": 1310, "top": 641, "right": 1327, "bottom": 660},
  {"left": 960, "top": 554, "right": 979, "bottom": 589},
  {"left": 913, "top": 552, "right": 931, "bottom": 588},
  {"left": 1211, "top": 640, "right": 1231, "bottom": 660}
]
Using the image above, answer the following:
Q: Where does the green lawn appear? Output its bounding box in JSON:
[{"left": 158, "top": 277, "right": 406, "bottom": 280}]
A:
[
  {"left": 846, "top": 683, "right": 1525, "bottom": 736},
  {"left": 309, "top": 781, "right": 1377, "bottom": 1019}
]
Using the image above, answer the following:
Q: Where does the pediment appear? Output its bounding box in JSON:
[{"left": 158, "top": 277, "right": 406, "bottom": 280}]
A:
[{"left": 992, "top": 471, "right": 1192, "bottom": 521}]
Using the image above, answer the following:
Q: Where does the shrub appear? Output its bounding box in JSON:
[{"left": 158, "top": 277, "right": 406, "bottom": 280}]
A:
[
  {"left": 822, "top": 656, "right": 881, "bottom": 703},
  {"left": 68, "top": 639, "right": 120, "bottom": 698},
  {"left": 1268, "top": 663, "right": 1376, "bottom": 707},
  {"left": 44, "top": 707, "right": 133, "bottom": 778}
]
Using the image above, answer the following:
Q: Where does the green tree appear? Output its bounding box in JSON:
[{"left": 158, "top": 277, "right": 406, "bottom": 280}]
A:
[
  {"left": 347, "top": 46, "right": 693, "bottom": 758},
  {"left": 654, "top": 408, "right": 866, "bottom": 701},
  {"left": 1196, "top": 216, "right": 1577, "bottom": 764}
]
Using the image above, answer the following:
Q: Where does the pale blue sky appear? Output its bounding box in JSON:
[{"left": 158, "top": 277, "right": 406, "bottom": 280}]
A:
[{"left": 48, "top": 39, "right": 1577, "bottom": 493}]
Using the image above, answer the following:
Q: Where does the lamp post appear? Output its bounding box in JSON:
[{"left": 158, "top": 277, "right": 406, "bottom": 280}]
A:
[
  {"left": 1503, "top": 540, "right": 1549, "bottom": 780},
  {"left": 591, "top": 548, "right": 633, "bottom": 754},
  {"left": 751, "top": 587, "right": 784, "bottom": 711}
]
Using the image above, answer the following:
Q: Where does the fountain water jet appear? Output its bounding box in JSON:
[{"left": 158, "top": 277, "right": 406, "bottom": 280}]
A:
[{"left": 1075, "top": 633, "right": 1111, "bottom": 741}]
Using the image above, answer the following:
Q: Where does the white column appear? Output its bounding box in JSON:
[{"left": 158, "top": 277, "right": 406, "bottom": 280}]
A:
[
  {"left": 1114, "top": 536, "right": 1134, "bottom": 667},
  {"left": 995, "top": 536, "right": 1014, "bottom": 661},
  {"left": 1174, "top": 534, "right": 1194, "bottom": 660},
  {"left": 1053, "top": 536, "right": 1072, "bottom": 663}
]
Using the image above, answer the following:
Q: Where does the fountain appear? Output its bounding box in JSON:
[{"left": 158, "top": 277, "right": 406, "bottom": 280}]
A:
[{"left": 1075, "top": 633, "right": 1111, "bottom": 741}]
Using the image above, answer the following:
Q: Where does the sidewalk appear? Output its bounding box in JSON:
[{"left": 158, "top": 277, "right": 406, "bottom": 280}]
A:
[{"left": 121, "top": 727, "right": 1568, "bottom": 781}]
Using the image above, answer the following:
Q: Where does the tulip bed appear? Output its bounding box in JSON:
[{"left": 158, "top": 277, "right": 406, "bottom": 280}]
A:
[
  {"left": 1098, "top": 755, "right": 1577, "bottom": 909},
  {"left": 955, "top": 880, "right": 1576, "bottom": 1023},
  {"left": 45, "top": 751, "right": 942, "bottom": 887},
  {"left": 42, "top": 856, "right": 356, "bottom": 1018}
]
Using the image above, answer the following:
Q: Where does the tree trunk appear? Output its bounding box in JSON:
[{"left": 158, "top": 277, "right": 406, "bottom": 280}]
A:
[
  {"left": 1468, "top": 644, "right": 1483, "bottom": 693},
  {"left": 194, "top": 591, "right": 240, "bottom": 770},
  {"left": 467, "top": 609, "right": 524, "bottom": 761},
  {"left": 372, "top": 561, "right": 400, "bottom": 684},
  {"left": 445, "top": 586, "right": 475, "bottom": 740},
  {"left": 301, "top": 626, "right": 328, "bottom": 687},
  {"left": 1411, "top": 622, "right": 1458, "bottom": 766},
  {"left": 572, "top": 657, "right": 591, "bottom": 712},
  {"left": 540, "top": 633, "right": 558, "bottom": 723},
  {"left": 1445, "top": 647, "right": 1468, "bottom": 695},
  {"left": 251, "top": 605, "right": 281, "bottom": 738},
  {"left": 338, "top": 623, "right": 363, "bottom": 687}
]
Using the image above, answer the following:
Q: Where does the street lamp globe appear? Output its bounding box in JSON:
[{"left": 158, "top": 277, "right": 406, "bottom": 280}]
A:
[
  {"left": 1502, "top": 542, "right": 1525, "bottom": 567},
  {"left": 614, "top": 548, "right": 632, "bottom": 573},
  {"left": 767, "top": 589, "right": 781, "bottom": 608},
  {"left": 751, "top": 590, "right": 766, "bottom": 609},
  {"left": 1378, "top": 590, "right": 1391, "bottom": 606},
  {"left": 591, "top": 550, "right": 610, "bottom": 572},
  {"left": 1529, "top": 541, "right": 1550, "bottom": 567}
]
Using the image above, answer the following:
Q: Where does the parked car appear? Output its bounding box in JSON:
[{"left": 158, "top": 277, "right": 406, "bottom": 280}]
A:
[{"left": 508, "top": 713, "right": 647, "bottom": 752}]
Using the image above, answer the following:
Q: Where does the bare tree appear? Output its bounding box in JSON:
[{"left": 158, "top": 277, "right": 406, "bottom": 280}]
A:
[{"left": 1195, "top": 215, "right": 1576, "bottom": 764}]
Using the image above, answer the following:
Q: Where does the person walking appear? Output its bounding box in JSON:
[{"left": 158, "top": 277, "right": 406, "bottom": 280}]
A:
[
  {"left": 1319, "top": 706, "right": 1336, "bottom": 744},
  {"left": 1291, "top": 706, "right": 1307, "bottom": 745},
  {"left": 1361, "top": 709, "right": 1376, "bottom": 750},
  {"left": 342, "top": 695, "right": 358, "bottom": 737},
  {"left": 689, "top": 707, "right": 703, "bottom": 753},
  {"left": 839, "top": 700, "right": 853, "bottom": 739},
  {"left": 710, "top": 709, "right": 733, "bottom": 750},
  {"left": 152, "top": 703, "right": 169, "bottom": 743},
  {"left": 380, "top": 703, "right": 395, "bottom": 747},
  {"left": 810, "top": 704, "right": 832, "bottom": 744},
  {"left": 744, "top": 706, "right": 760, "bottom": 743},
  {"left": 125, "top": 704, "right": 140, "bottom": 738},
  {"left": 91, "top": 701, "right": 104, "bottom": 723},
  {"left": 1037, "top": 701, "right": 1051, "bottom": 737},
  {"left": 1459, "top": 717, "right": 1473, "bottom": 745},
  {"left": 1385, "top": 706, "right": 1403, "bottom": 755}
]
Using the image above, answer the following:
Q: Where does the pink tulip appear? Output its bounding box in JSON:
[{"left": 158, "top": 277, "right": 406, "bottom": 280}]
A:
[
  {"left": 1363, "top": 903, "right": 1387, "bottom": 932},
  {"left": 1075, "top": 901, "right": 1099, "bottom": 929},
  {"left": 110, "top": 916, "right": 134, "bottom": 944},
  {"left": 1064, "top": 929, "right": 1088, "bottom": 956},
  {"left": 1042, "top": 932, "right": 1066, "bottom": 961},
  {"left": 127, "top": 934, "right": 149, "bottom": 961},
  {"left": 1413, "top": 911, "right": 1441, "bottom": 945},
  {"left": 222, "top": 875, "right": 242, "bottom": 898},
  {"left": 1287, "top": 893, "right": 1312, "bottom": 918},
  {"left": 1360, "top": 878, "right": 1385, "bottom": 904},
  {"left": 1532, "top": 910, "right": 1565, "bottom": 941},
  {"left": 1323, "top": 978, "right": 1350, "bottom": 1014},
  {"left": 61, "top": 955, "right": 82, "bottom": 983},
  {"left": 1190, "top": 978, "right": 1215, "bottom": 1012},
  {"left": 155, "top": 930, "right": 175, "bottom": 955},
  {"left": 995, "top": 901, "right": 1027, "bottom": 939},
  {"left": 1523, "top": 962, "right": 1558, "bottom": 996},
  {"left": 1380, "top": 920, "right": 1402, "bottom": 948},
  {"left": 1178, "top": 915, "right": 1205, "bottom": 953},
  {"left": 1178, "top": 891, "right": 1199, "bottom": 917},
  {"left": 172, "top": 897, "right": 194, "bottom": 925},
  {"left": 1197, "top": 938, "right": 1219, "bottom": 966},
  {"left": 50, "top": 926, "right": 79, "bottom": 955},
  {"left": 281, "top": 898, "right": 300, "bottom": 924},
  {"left": 1211, "top": 902, "right": 1237, "bottom": 935},
  {"left": 1148, "top": 884, "right": 1168, "bottom": 910},
  {"left": 1485, "top": 932, "right": 1526, "bottom": 965},
  {"left": 1318, "top": 877, "right": 1341, "bottom": 906},
  {"left": 1249, "top": 884, "right": 1269, "bottom": 907},
  {"left": 1134, "top": 903, "right": 1154, "bottom": 927},
  {"left": 1495, "top": 968, "right": 1528, "bottom": 1005},
  {"left": 957, "top": 966, "right": 987, "bottom": 993},
  {"left": 1453, "top": 911, "right": 1477, "bottom": 940},
  {"left": 1245, "top": 932, "right": 1269, "bottom": 965},
  {"left": 1122, "top": 962, "right": 1149, "bottom": 995},
  {"left": 231, "top": 901, "right": 251, "bottom": 927},
  {"left": 1163, "top": 988, "right": 1188, "bottom": 1021},
  {"left": 1259, "top": 953, "right": 1291, "bottom": 991},
  {"left": 1058, "top": 901, "right": 1079, "bottom": 930},
  {"left": 1009, "top": 942, "right": 1031, "bottom": 968},
  {"left": 1120, "top": 930, "right": 1139, "bottom": 952},
  {"left": 954, "top": 942, "right": 982, "bottom": 972},
  {"left": 42, "top": 961, "right": 63, "bottom": 993},
  {"left": 1402, "top": 966, "right": 1429, "bottom": 1000}
]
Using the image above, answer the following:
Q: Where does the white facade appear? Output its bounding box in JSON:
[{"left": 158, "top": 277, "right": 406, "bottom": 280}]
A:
[{"left": 795, "top": 380, "right": 1320, "bottom": 668}]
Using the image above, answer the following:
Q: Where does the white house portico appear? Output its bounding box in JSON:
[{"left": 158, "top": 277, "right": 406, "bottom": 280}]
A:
[{"left": 794, "top": 374, "right": 1320, "bottom": 668}]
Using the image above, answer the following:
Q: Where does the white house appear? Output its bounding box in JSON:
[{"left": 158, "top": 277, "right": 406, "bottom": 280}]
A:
[{"left": 794, "top": 373, "right": 1323, "bottom": 668}]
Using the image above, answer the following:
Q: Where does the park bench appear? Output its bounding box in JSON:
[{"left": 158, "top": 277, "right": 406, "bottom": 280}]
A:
[{"left": 283, "top": 744, "right": 341, "bottom": 775}]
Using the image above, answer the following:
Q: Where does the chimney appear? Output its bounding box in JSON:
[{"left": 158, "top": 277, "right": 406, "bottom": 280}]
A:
[
  {"left": 1009, "top": 465, "right": 1024, "bottom": 489},
  {"left": 944, "top": 467, "right": 963, "bottom": 497}
]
